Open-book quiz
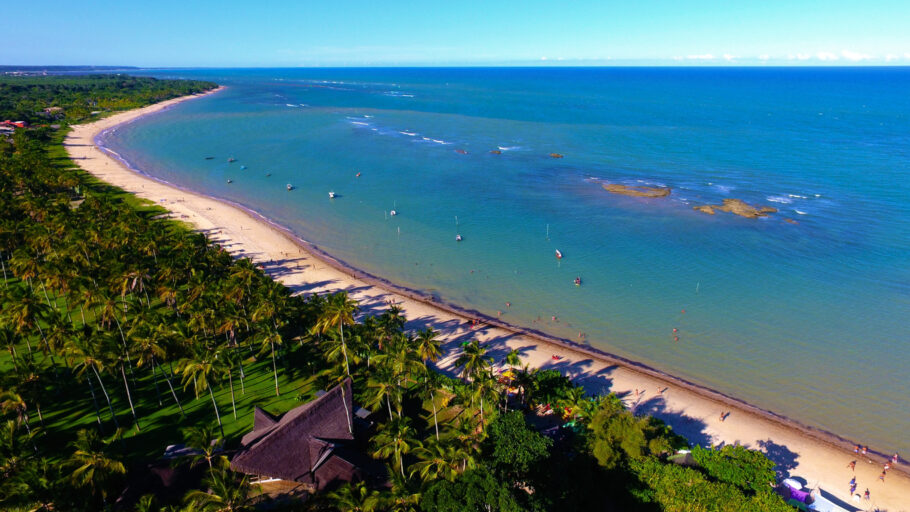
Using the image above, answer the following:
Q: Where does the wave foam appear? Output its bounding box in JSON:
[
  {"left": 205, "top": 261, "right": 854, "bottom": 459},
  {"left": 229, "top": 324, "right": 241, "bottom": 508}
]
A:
[{"left": 766, "top": 196, "right": 793, "bottom": 204}]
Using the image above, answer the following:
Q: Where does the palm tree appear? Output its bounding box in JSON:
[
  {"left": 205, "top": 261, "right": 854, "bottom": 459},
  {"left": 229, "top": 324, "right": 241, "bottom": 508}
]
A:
[
  {"left": 410, "top": 437, "right": 463, "bottom": 483},
  {"left": 178, "top": 350, "right": 228, "bottom": 439},
  {"left": 414, "top": 327, "right": 441, "bottom": 363},
  {"left": 327, "top": 481, "right": 381, "bottom": 512},
  {"left": 0, "top": 389, "right": 38, "bottom": 453},
  {"left": 372, "top": 416, "right": 417, "bottom": 479},
  {"left": 66, "top": 429, "right": 126, "bottom": 507},
  {"left": 312, "top": 291, "right": 358, "bottom": 377},
  {"left": 64, "top": 329, "right": 120, "bottom": 432},
  {"left": 183, "top": 467, "right": 258, "bottom": 512},
  {"left": 256, "top": 328, "right": 283, "bottom": 397},
  {"left": 454, "top": 339, "right": 488, "bottom": 383},
  {"left": 183, "top": 425, "right": 225, "bottom": 472},
  {"left": 2, "top": 285, "right": 51, "bottom": 359},
  {"left": 365, "top": 365, "right": 398, "bottom": 421}
]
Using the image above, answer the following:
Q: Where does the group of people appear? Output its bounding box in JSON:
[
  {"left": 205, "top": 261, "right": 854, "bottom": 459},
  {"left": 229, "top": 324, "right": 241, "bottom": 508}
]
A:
[{"left": 846, "top": 448, "right": 901, "bottom": 500}]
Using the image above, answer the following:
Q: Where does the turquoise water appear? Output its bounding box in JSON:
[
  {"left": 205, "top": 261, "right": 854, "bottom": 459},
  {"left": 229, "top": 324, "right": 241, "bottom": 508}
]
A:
[{"left": 103, "top": 68, "right": 910, "bottom": 455}]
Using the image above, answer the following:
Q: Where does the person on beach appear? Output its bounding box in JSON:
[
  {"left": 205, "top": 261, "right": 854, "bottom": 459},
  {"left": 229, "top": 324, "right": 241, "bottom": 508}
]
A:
[
  {"left": 862, "top": 445, "right": 868, "bottom": 455},
  {"left": 883, "top": 462, "right": 890, "bottom": 471},
  {"left": 506, "top": 302, "right": 511, "bottom": 308},
  {"left": 849, "top": 477, "right": 856, "bottom": 487},
  {"left": 848, "top": 460, "right": 856, "bottom": 471},
  {"left": 854, "top": 445, "right": 860, "bottom": 454},
  {"left": 893, "top": 453, "right": 900, "bottom": 464},
  {"left": 879, "top": 471, "right": 886, "bottom": 483},
  {"left": 864, "top": 488, "right": 870, "bottom": 500},
  {"left": 850, "top": 482, "right": 857, "bottom": 494},
  {"left": 719, "top": 412, "right": 726, "bottom": 422}
]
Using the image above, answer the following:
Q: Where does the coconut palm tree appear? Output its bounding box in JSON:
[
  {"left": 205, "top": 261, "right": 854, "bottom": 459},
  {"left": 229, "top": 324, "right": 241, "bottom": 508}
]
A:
[
  {"left": 327, "top": 481, "right": 381, "bottom": 512},
  {"left": 312, "top": 291, "right": 358, "bottom": 377},
  {"left": 178, "top": 350, "right": 228, "bottom": 439},
  {"left": 410, "top": 437, "right": 464, "bottom": 483},
  {"left": 183, "top": 467, "right": 258, "bottom": 512},
  {"left": 0, "top": 389, "right": 38, "bottom": 453},
  {"left": 372, "top": 416, "right": 417, "bottom": 479},
  {"left": 64, "top": 329, "right": 120, "bottom": 432},
  {"left": 65, "top": 429, "right": 126, "bottom": 507},
  {"left": 183, "top": 425, "right": 226, "bottom": 472},
  {"left": 414, "top": 327, "right": 441, "bottom": 363},
  {"left": 454, "top": 339, "right": 488, "bottom": 383}
]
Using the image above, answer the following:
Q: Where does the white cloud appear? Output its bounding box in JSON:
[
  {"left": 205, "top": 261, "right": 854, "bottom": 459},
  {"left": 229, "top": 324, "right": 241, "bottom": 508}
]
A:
[
  {"left": 672, "top": 56, "right": 684, "bottom": 61},
  {"left": 905, "top": 53, "right": 910, "bottom": 59},
  {"left": 540, "top": 56, "right": 548, "bottom": 61},
  {"left": 792, "top": 53, "right": 811, "bottom": 61},
  {"left": 723, "top": 54, "right": 736, "bottom": 62},
  {"left": 885, "top": 54, "right": 899, "bottom": 62},
  {"left": 686, "top": 54, "right": 716, "bottom": 60},
  {"left": 817, "top": 51, "right": 839, "bottom": 61},
  {"left": 758, "top": 54, "right": 770, "bottom": 61},
  {"left": 841, "top": 50, "right": 872, "bottom": 61}
]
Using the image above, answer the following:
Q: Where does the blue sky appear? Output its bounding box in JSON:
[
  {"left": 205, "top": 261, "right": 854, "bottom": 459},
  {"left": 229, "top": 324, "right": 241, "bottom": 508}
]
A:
[{"left": 4, "top": 0, "right": 910, "bottom": 66}]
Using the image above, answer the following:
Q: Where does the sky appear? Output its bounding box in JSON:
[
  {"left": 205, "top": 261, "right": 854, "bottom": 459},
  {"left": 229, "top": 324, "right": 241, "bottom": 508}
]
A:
[{"left": 4, "top": 0, "right": 910, "bottom": 67}]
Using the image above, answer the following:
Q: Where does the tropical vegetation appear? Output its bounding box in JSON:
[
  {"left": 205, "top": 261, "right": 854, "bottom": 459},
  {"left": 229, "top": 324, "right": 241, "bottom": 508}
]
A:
[{"left": 0, "top": 75, "right": 791, "bottom": 511}]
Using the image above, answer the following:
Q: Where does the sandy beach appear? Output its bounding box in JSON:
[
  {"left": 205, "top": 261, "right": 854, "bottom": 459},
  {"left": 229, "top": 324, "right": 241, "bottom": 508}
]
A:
[{"left": 65, "top": 90, "right": 909, "bottom": 511}]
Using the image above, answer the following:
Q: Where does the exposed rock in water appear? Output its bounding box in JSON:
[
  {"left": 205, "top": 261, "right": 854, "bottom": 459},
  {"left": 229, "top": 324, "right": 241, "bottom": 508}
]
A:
[
  {"left": 602, "top": 183, "right": 672, "bottom": 198},
  {"left": 784, "top": 218, "right": 798, "bottom": 224},
  {"left": 692, "top": 198, "right": 778, "bottom": 218},
  {"left": 549, "top": 153, "right": 564, "bottom": 158}
]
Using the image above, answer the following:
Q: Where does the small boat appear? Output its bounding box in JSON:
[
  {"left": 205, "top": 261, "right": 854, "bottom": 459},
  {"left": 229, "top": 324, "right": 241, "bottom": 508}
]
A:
[
  {"left": 240, "top": 165, "right": 247, "bottom": 170},
  {"left": 574, "top": 277, "right": 581, "bottom": 286},
  {"left": 287, "top": 184, "right": 293, "bottom": 191},
  {"left": 328, "top": 191, "right": 336, "bottom": 199},
  {"left": 226, "top": 179, "right": 233, "bottom": 184},
  {"left": 490, "top": 150, "right": 502, "bottom": 155},
  {"left": 356, "top": 172, "right": 362, "bottom": 177},
  {"left": 455, "top": 149, "right": 468, "bottom": 155},
  {"left": 228, "top": 157, "right": 236, "bottom": 162},
  {"left": 204, "top": 156, "right": 214, "bottom": 160},
  {"left": 555, "top": 249, "right": 563, "bottom": 259},
  {"left": 390, "top": 210, "right": 397, "bottom": 216},
  {"left": 456, "top": 234, "right": 463, "bottom": 242},
  {"left": 549, "top": 153, "right": 564, "bottom": 159},
  {"left": 265, "top": 173, "right": 272, "bottom": 177}
]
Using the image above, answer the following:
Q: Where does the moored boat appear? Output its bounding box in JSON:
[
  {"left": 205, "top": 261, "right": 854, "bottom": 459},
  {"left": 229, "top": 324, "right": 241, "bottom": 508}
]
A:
[{"left": 555, "top": 249, "right": 563, "bottom": 259}]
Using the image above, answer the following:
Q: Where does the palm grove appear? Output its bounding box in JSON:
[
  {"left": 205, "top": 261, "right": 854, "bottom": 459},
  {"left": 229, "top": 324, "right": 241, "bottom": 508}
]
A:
[{"left": 0, "top": 76, "right": 793, "bottom": 511}]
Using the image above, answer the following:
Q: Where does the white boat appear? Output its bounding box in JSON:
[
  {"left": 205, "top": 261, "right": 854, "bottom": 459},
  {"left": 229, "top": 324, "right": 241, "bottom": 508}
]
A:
[
  {"left": 240, "top": 165, "right": 247, "bottom": 170},
  {"left": 328, "top": 191, "right": 336, "bottom": 198},
  {"left": 555, "top": 249, "right": 563, "bottom": 259},
  {"left": 226, "top": 179, "right": 233, "bottom": 184},
  {"left": 456, "top": 234, "right": 463, "bottom": 242},
  {"left": 390, "top": 210, "right": 397, "bottom": 216},
  {"left": 286, "top": 184, "right": 293, "bottom": 191}
]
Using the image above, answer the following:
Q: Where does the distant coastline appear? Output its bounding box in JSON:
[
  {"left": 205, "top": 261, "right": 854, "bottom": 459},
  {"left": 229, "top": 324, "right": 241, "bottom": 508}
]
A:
[{"left": 68, "top": 90, "right": 910, "bottom": 509}]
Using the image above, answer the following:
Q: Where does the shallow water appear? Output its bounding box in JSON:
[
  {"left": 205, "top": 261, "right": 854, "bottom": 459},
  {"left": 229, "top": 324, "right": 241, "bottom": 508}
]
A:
[{"left": 103, "top": 67, "right": 910, "bottom": 455}]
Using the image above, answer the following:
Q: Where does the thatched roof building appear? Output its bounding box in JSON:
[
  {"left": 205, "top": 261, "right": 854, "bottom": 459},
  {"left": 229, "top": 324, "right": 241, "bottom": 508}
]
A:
[{"left": 230, "top": 379, "right": 362, "bottom": 491}]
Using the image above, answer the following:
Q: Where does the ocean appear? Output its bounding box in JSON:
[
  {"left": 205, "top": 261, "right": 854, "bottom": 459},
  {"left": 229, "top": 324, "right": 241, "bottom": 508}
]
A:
[{"left": 100, "top": 67, "right": 910, "bottom": 455}]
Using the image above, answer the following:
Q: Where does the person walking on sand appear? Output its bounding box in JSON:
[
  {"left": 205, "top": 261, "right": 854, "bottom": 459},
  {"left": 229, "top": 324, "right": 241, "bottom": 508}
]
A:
[
  {"left": 862, "top": 445, "right": 868, "bottom": 455},
  {"left": 879, "top": 471, "right": 886, "bottom": 483},
  {"left": 847, "top": 460, "right": 856, "bottom": 471},
  {"left": 854, "top": 445, "right": 860, "bottom": 454},
  {"left": 864, "top": 488, "right": 870, "bottom": 500},
  {"left": 893, "top": 453, "right": 900, "bottom": 464}
]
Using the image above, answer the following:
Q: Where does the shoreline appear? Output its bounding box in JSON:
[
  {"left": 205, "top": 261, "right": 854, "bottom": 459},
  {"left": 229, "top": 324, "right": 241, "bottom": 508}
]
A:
[{"left": 66, "top": 90, "right": 909, "bottom": 510}]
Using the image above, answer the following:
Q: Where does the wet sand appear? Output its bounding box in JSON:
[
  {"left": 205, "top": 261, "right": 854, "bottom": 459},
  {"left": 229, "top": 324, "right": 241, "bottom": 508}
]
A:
[{"left": 66, "top": 90, "right": 909, "bottom": 511}]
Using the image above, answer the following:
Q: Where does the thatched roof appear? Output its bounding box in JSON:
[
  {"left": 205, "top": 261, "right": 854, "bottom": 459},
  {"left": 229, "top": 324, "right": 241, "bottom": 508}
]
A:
[{"left": 230, "top": 379, "right": 360, "bottom": 489}]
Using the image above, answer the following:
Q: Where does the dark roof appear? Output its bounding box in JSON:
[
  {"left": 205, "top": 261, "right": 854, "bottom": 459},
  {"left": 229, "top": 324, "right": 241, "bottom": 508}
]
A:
[
  {"left": 231, "top": 379, "right": 360, "bottom": 488},
  {"left": 115, "top": 460, "right": 206, "bottom": 511}
]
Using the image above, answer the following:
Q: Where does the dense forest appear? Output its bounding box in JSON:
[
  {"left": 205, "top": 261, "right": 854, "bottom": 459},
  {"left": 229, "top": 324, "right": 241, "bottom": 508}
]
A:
[{"left": 0, "top": 76, "right": 793, "bottom": 511}]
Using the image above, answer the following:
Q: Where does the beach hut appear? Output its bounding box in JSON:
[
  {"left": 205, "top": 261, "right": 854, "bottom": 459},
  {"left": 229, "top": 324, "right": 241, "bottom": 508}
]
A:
[{"left": 230, "top": 379, "right": 365, "bottom": 491}]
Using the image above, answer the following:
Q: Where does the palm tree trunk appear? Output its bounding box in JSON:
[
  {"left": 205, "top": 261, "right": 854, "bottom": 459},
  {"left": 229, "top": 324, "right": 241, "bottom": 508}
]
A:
[
  {"left": 40, "top": 282, "right": 53, "bottom": 309},
  {"left": 339, "top": 385, "right": 353, "bottom": 434},
  {"left": 432, "top": 397, "right": 440, "bottom": 441},
  {"left": 399, "top": 448, "right": 405, "bottom": 479},
  {"left": 271, "top": 341, "right": 280, "bottom": 396},
  {"left": 160, "top": 360, "right": 185, "bottom": 417},
  {"left": 0, "top": 249, "right": 7, "bottom": 283},
  {"left": 228, "top": 370, "right": 237, "bottom": 419},
  {"left": 340, "top": 322, "right": 351, "bottom": 377},
  {"left": 387, "top": 395, "right": 394, "bottom": 422},
  {"left": 151, "top": 359, "right": 163, "bottom": 406},
  {"left": 86, "top": 377, "right": 105, "bottom": 435},
  {"left": 92, "top": 366, "right": 120, "bottom": 430},
  {"left": 120, "top": 363, "right": 141, "bottom": 431},
  {"left": 209, "top": 386, "right": 225, "bottom": 439}
]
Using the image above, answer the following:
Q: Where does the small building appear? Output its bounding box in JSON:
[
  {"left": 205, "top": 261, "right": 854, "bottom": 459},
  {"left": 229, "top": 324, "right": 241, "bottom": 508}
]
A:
[{"left": 230, "top": 379, "right": 364, "bottom": 492}]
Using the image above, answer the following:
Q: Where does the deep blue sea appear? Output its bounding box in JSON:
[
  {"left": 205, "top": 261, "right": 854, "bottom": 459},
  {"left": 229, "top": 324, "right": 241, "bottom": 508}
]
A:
[{"left": 102, "top": 67, "right": 910, "bottom": 455}]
